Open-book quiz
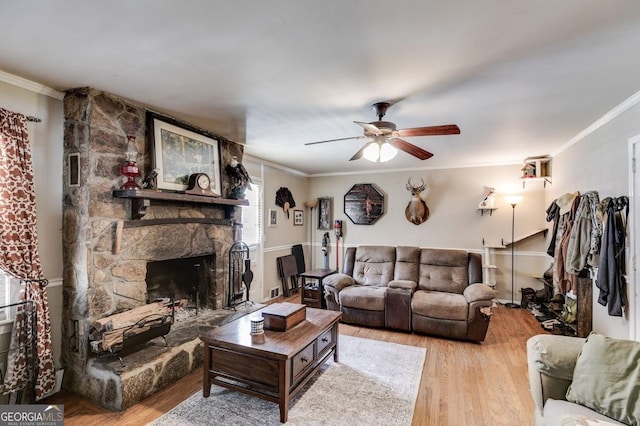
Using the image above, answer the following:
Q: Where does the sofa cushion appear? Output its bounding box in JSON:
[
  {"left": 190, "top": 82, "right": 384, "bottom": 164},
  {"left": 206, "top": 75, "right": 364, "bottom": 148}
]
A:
[
  {"left": 411, "top": 290, "right": 468, "bottom": 321},
  {"left": 339, "top": 285, "right": 386, "bottom": 311},
  {"left": 566, "top": 332, "right": 640, "bottom": 425},
  {"left": 543, "top": 399, "right": 625, "bottom": 426},
  {"left": 394, "top": 246, "right": 420, "bottom": 282},
  {"left": 352, "top": 246, "right": 396, "bottom": 286},
  {"left": 418, "top": 248, "right": 469, "bottom": 294},
  {"left": 528, "top": 335, "right": 586, "bottom": 381}
]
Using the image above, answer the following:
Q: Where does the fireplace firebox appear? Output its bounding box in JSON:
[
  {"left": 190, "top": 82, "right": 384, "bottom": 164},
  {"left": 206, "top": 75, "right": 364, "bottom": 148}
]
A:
[{"left": 146, "top": 253, "right": 217, "bottom": 313}]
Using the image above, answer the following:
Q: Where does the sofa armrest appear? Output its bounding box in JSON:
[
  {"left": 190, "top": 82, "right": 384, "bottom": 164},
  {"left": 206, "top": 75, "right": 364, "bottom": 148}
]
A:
[
  {"left": 527, "top": 334, "right": 586, "bottom": 421},
  {"left": 388, "top": 280, "right": 417, "bottom": 292},
  {"left": 463, "top": 283, "right": 495, "bottom": 303},
  {"left": 323, "top": 285, "right": 341, "bottom": 311},
  {"left": 323, "top": 273, "right": 355, "bottom": 292}
]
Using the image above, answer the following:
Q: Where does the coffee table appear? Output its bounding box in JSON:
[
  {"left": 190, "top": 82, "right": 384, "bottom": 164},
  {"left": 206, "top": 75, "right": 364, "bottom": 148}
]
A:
[{"left": 200, "top": 307, "right": 341, "bottom": 423}]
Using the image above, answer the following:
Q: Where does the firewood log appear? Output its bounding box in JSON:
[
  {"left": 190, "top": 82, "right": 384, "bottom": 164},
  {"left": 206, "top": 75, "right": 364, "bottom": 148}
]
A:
[{"left": 91, "top": 302, "right": 170, "bottom": 334}]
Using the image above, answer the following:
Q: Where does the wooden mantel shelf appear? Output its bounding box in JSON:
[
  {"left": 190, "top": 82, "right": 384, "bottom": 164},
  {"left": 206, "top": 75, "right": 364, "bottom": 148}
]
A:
[{"left": 113, "top": 189, "right": 248, "bottom": 219}]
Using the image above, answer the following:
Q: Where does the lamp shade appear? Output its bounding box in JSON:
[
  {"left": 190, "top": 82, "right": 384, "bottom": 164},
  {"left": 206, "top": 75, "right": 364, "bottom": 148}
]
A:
[
  {"left": 505, "top": 195, "right": 523, "bottom": 206},
  {"left": 379, "top": 143, "right": 398, "bottom": 162},
  {"left": 304, "top": 199, "right": 318, "bottom": 209}
]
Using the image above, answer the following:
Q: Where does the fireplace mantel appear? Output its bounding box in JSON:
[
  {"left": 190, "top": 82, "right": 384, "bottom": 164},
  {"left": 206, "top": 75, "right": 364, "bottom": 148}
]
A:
[{"left": 113, "top": 189, "right": 249, "bottom": 219}]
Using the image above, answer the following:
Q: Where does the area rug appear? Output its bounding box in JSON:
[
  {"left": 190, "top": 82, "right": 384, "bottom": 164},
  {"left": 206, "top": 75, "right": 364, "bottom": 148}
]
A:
[{"left": 148, "top": 335, "right": 426, "bottom": 426}]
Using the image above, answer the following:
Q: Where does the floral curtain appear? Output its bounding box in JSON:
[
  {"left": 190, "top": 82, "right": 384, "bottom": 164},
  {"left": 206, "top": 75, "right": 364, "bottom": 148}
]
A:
[{"left": 0, "top": 108, "right": 55, "bottom": 400}]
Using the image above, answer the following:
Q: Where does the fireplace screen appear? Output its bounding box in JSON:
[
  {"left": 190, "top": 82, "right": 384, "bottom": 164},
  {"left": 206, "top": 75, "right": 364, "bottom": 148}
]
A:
[{"left": 146, "top": 254, "right": 216, "bottom": 312}]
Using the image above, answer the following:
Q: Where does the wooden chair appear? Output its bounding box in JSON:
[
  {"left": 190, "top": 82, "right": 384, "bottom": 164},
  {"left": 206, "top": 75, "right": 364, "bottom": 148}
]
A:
[
  {"left": 292, "top": 243, "right": 306, "bottom": 287},
  {"left": 277, "top": 254, "right": 299, "bottom": 298}
]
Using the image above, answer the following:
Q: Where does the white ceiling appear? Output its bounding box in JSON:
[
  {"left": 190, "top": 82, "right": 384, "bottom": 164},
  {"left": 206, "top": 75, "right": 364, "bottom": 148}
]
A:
[{"left": 1, "top": 1, "right": 640, "bottom": 175}]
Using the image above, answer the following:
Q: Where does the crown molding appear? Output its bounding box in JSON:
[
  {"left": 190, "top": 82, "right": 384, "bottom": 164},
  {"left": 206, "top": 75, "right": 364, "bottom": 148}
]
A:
[
  {"left": 552, "top": 89, "right": 640, "bottom": 157},
  {"left": 308, "top": 160, "right": 522, "bottom": 178},
  {"left": 0, "top": 69, "right": 64, "bottom": 100},
  {"left": 243, "top": 154, "right": 309, "bottom": 177}
]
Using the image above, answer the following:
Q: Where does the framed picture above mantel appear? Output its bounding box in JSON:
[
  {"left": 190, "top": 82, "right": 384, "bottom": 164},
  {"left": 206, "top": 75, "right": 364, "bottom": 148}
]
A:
[{"left": 147, "top": 112, "right": 222, "bottom": 196}]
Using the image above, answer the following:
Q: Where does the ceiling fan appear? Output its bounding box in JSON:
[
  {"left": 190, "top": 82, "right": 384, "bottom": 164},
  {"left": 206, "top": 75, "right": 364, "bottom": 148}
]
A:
[{"left": 304, "top": 102, "right": 460, "bottom": 162}]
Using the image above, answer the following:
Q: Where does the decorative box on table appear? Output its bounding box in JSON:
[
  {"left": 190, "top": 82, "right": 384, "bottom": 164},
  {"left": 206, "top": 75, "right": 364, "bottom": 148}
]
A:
[{"left": 261, "top": 302, "right": 306, "bottom": 331}]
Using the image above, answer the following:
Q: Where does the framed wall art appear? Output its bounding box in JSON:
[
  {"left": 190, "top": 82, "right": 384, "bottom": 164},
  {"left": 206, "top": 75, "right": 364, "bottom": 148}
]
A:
[
  {"left": 268, "top": 209, "right": 278, "bottom": 227},
  {"left": 68, "top": 152, "right": 80, "bottom": 187},
  {"left": 344, "top": 183, "right": 384, "bottom": 225},
  {"left": 293, "top": 209, "right": 303, "bottom": 226},
  {"left": 317, "top": 197, "right": 332, "bottom": 230},
  {"left": 147, "top": 112, "right": 221, "bottom": 195}
]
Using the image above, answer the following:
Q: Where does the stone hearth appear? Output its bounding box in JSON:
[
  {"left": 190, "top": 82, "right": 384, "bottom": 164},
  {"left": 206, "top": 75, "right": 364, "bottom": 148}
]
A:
[
  {"left": 61, "top": 88, "right": 246, "bottom": 409},
  {"left": 86, "top": 304, "right": 262, "bottom": 410}
]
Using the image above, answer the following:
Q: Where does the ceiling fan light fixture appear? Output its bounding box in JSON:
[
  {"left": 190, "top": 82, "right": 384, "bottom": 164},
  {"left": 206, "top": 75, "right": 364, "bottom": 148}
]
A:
[
  {"left": 362, "top": 143, "right": 380, "bottom": 162},
  {"left": 363, "top": 141, "right": 397, "bottom": 162},
  {"left": 305, "top": 101, "right": 455, "bottom": 162},
  {"left": 379, "top": 142, "right": 398, "bottom": 162}
]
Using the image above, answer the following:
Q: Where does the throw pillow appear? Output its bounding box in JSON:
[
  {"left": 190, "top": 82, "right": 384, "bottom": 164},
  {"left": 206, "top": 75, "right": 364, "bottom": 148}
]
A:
[{"left": 566, "top": 332, "right": 640, "bottom": 425}]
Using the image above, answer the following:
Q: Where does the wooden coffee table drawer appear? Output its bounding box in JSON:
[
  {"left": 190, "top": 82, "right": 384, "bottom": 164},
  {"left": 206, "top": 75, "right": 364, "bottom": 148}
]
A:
[
  {"left": 292, "top": 341, "right": 315, "bottom": 381},
  {"left": 211, "top": 347, "right": 279, "bottom": 390},
  {"left": 317, "top": 327, "right": 333, "bottom": 354}
]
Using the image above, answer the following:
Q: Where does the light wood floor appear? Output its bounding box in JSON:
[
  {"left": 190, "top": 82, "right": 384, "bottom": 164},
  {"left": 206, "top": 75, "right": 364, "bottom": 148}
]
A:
[{"left": 43, "top": 296, "right": 546, "bottom": 426}]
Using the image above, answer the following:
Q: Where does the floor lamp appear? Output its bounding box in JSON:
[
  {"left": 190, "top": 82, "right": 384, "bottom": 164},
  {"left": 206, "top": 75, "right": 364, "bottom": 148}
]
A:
[
  {"left": 505, "top": 195, "right": 523, "bottom": 309},
  {"left": 304, "top": 199, "right": 318, "bottom": 269}
]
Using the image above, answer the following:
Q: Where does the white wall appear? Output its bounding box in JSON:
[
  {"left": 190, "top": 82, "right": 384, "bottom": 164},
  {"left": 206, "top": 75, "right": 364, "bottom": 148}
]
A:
[
  {"left": 549, "top": 97, "right": 640, "bottom": 339},
  {"left": 310, "top": 164, "right": 549, "bottom": 301},
  {"left": 245, "top": 159, "right": 309, "bottom": 302},
  {"left": 0, "top": 76, "right": 64, "bottom": 367}
]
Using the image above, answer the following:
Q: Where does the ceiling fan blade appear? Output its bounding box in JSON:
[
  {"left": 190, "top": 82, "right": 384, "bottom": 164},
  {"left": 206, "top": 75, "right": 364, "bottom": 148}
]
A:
[
  {"left": 354, "top": 121, "right": 384, "bottom": 135},
  {"left": 304, "top": 135, "right": 366, "bottom": 146},
  {"left": 349, "top": 141, "right": 374, "bottom": 161},
  {"left": 396, "top": 124, "right": 460, "bottom": 137},
  {"left": 388, "top": 138, "right": 433, "bottom": 160}
]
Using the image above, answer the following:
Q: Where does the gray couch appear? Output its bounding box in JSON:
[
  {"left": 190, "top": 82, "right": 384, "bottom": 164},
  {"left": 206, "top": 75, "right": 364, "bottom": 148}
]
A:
[
  {"left": 323, "top": 245, "right": 495, "bottom": 342},
  {"left": 527, "top": 334, "right": 628, "bottom": 425}
]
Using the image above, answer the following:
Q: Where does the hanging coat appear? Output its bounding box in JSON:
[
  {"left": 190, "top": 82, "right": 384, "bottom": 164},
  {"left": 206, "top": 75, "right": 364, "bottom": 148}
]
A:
[
  {"left": 596, "top": 197, "right": 627, "bottom": 316},
  {"left": 545, "top": 201, "right": 560, "bottom": 257}
]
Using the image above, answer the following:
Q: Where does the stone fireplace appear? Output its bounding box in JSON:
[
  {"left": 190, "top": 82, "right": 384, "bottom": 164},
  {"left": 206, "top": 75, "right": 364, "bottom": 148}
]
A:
[{"left": 61, "top": 88, "right": 249, "bottom": 410}]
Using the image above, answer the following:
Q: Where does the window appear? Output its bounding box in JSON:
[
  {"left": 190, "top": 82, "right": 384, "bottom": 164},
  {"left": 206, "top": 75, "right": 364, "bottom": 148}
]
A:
[
  {"left": 0, "top": 271, "right": 19, "bottom": 322},
  {"left": 241, "top": 178, "right": 262, "bottom": 246}
]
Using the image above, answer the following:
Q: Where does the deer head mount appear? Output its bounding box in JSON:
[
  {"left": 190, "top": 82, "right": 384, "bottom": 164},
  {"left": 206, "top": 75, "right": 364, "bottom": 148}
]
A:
[{"left": 405, "top": 177, "right": 430, "bottom": 225}]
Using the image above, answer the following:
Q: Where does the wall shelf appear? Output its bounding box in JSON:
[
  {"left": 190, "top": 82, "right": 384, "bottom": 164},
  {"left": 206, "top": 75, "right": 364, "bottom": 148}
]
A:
[
  {"left": 503, "top": 228, "right": 548, "bottom": 247},
  {"left": 477, "top": 208, "right": 497, "bottom": 216},
  {"left": 520, "top": 156, "right": 551, "bottom": 188},
  {"left": 480, "top": 242, "right": 505, "bottom": 288},
  {"left": 112, "top": 189, "right": 248, "bottom": 219}
]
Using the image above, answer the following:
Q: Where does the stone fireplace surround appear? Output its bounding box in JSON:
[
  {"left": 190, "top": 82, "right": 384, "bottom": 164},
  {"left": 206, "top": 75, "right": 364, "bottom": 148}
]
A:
[{"left": 61, "top": 88, "right": 249, "bottom": 410}]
